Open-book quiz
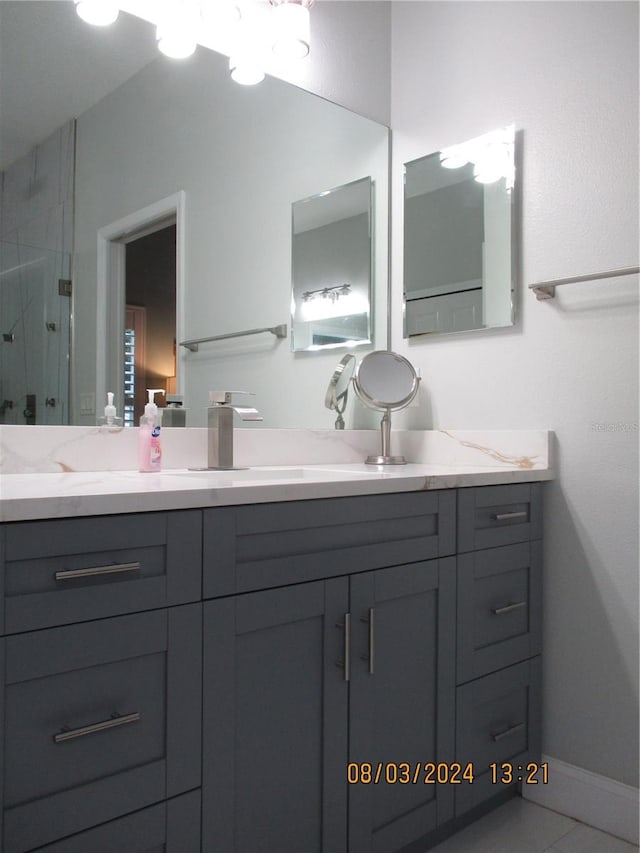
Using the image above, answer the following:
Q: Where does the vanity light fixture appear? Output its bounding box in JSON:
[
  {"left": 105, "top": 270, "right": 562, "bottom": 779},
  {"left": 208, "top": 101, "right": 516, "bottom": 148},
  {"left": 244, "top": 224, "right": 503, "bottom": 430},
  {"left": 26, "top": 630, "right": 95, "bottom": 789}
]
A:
[
  {"left": 75, "top": 1, "right": 313, "bottom": 84},
  {"left": 74, "top": 0, "right": 119, "bottom": 26},
  {"left": 271, "top": 0, "right": 312, "bottom": 60},
  {"left": 302, "top": 283, "right": 352, "bottom": 303}
]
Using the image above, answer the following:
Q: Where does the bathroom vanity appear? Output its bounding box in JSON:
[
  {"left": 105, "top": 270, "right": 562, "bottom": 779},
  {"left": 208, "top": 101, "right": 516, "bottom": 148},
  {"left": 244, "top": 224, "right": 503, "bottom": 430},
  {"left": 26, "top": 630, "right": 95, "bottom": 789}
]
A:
[{"left": 0, "top": 461, "right": 545, "bottom": 853}]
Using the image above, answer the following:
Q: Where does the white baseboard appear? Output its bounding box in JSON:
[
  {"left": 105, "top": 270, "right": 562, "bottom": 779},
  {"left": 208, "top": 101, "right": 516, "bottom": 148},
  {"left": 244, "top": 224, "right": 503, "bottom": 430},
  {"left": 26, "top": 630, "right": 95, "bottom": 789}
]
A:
[{"left": 523, "top": 754, "right": 639, "bottom": 845}]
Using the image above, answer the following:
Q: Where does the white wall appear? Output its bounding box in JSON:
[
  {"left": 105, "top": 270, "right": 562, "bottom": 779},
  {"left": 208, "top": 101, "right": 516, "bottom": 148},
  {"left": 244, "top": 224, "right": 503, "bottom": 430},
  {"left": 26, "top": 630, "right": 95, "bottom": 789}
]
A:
[{"left": 390, "top": 0, "right": 639, "bottom": 790}]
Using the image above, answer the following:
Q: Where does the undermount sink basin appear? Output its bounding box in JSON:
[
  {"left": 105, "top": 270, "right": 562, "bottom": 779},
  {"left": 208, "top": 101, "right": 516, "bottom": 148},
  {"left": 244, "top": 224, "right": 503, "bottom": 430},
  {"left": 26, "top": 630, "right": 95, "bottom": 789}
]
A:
[
  {"left": 163, "top": 466, "right": 380, "bottom": 484},
  {"left": 167, "top": 467, "right": 305, "bottom": 481}
]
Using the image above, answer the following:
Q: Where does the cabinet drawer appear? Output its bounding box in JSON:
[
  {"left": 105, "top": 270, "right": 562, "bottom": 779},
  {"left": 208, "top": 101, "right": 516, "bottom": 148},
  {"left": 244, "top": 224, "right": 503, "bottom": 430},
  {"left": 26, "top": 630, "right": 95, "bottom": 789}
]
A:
[
  {"left": 203, "top": 490, "right": 456, "bottom": 598},
  {"left": 1, "top": 605, "right": 202, "bottom": 853},
  {"left": 455, "top": 658, "right": 541, "bottom": 815},
  {"left": 30, "top": 791, "right": 201, "bottom": 853},
  {"left": 1, "top": 511, "right": 201, "bottom": 633},
  {"left": 457, "top": 542, "right": 542, "bottom": 683},
  {"left": 457, "top": 484, "right": 542, "bottom": 552}
]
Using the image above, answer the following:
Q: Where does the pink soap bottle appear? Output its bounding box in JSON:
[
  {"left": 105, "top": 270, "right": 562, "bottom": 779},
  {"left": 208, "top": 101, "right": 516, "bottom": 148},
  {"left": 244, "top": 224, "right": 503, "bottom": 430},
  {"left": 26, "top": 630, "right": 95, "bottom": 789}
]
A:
[{"left": 139, "top": 389, "right": 163, "bottom": 472}]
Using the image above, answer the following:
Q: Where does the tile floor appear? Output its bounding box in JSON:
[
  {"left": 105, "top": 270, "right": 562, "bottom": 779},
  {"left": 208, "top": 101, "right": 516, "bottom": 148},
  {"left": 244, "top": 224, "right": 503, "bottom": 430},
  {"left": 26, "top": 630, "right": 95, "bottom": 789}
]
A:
[{"left": 429, "top": 796, "right": 639, "bottom": 853}]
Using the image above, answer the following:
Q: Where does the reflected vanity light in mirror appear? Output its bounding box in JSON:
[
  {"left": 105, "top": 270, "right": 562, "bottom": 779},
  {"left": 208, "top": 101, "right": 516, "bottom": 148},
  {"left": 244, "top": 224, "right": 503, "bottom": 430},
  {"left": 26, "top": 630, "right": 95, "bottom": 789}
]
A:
[
  {"left": 291, "top": 176, "right": 373, "bottom": 352},
  {"left": 74, "top": 0, "right": 313, "bottom": 84},
  {"left": 403, "top": 125, "right": 516, "bottom": 339},
  {"left": 75, "top": 0, "right": 120, "bottom": 26}
]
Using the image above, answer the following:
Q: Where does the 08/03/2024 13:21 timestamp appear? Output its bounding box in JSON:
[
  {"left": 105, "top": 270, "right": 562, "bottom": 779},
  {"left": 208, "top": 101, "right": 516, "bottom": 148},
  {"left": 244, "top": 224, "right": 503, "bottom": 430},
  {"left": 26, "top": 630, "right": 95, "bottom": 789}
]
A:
[{"left": 490, "top": 761, "right": 549, "bottom": 784}]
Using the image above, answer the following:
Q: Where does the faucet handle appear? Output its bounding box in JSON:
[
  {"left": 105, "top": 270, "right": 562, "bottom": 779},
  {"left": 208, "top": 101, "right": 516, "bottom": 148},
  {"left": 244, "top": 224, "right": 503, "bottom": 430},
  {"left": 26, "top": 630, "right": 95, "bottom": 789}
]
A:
[{"left": 208, "top": 390, "right": 255, "bottom": 405}]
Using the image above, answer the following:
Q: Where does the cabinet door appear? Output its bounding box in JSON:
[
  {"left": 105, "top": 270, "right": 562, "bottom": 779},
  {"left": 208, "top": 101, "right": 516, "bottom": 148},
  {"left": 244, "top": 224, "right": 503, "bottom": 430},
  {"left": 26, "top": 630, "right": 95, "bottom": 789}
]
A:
[
  {"left": 2, "top": 605, "right": 202, "bottom": 853},
  {"left": 348, "top": 558, "right": 456, "bottom": 853},
  {"left": 203, "top": 579, "right": 349, "bottom": 853}
]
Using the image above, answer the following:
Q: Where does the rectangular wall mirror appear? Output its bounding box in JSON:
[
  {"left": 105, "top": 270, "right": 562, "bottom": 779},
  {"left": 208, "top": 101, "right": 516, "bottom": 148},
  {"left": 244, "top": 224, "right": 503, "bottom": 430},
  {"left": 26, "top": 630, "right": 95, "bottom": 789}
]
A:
[
  {"left": 291, "top": 177, "right": 373, "bottom": 352},
  {"left": 403, "top": 125, "right": 516, "bottom": 338},
  {"left": 0, "top": 1, "right": 388, "bottom": 429}
]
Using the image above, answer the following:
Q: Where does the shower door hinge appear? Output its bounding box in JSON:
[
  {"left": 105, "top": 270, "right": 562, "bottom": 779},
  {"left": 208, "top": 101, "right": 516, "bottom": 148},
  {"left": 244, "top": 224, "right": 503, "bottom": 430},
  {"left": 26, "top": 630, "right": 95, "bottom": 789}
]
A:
[{"left": 58, "top": 279, "right": 72, "bottom": 297}]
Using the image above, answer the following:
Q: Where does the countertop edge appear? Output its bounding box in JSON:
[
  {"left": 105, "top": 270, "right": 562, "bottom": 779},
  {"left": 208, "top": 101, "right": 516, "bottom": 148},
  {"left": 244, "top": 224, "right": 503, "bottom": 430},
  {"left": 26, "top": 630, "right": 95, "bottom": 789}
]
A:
[{"left": 0, "top": 466, "right": 554, "bottom": 522}]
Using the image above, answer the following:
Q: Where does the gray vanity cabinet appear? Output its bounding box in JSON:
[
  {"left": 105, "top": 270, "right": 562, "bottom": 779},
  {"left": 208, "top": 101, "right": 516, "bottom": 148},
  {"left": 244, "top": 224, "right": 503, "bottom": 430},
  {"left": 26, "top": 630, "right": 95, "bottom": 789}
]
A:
[
  {"left": 454, "top": 484, "right": 543, "bottom": 817},
  {"left": 0, "top": 482, "right": 543, "bottom": 853},
  {"left": 203, "top": 579, "right": 350, "bottom": 853},
  {"left": 0, "top": 511, "right": 203, "bottom": 853},
  {"left": 28, "top": 791, "right": 201, "bottom": 853},
  {"left": 201, "top": 492, "right": 458, "bottom": 853},
  {"left": 347, "top": 558, "right": 456, "bottom": 852}
]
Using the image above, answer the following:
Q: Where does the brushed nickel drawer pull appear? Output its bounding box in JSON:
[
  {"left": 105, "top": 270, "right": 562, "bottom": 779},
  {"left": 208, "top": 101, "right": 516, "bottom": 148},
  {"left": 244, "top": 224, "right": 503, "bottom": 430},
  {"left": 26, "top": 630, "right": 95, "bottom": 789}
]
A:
[
  {"left": 53, "top": 711, "right": 141, "bottom": 743},
  {"left": 55, "top": 561, "right": 141, "bottom": 582},
  {"left": 492, "top": 511, "right": 527, "bottom": 522},
  {"left": 492, "top": 601, "right": 527, "bottom": 616},
  {"left": 491, "top": 721, "right": 525, "bottom": 742}
]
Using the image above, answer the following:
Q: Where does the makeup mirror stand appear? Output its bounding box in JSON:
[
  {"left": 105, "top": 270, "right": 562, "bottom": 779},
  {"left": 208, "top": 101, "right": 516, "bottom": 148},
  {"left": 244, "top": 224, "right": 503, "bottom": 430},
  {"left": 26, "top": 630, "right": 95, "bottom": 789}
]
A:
[{"left": 366, "top": 408, "right": 407, "bottom": 465}]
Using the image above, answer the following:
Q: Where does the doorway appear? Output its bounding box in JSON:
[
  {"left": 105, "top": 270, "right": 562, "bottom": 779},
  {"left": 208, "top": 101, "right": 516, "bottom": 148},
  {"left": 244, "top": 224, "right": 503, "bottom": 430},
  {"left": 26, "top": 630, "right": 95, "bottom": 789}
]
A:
[
  {"left": 95, "top": 191, "right": 184, "bottom": 427},
  {"left": 124, "top": 225, "right": 176, "bottom": 425}
]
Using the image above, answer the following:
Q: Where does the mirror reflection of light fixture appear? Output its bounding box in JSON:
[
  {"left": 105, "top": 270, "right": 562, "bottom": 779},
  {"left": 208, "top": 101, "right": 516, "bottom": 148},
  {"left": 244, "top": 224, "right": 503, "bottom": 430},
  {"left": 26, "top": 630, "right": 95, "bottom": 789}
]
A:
[
  {"left": 271, "top": 0, "right": 312, "bottom": 59},
  {"left": 229, "top": 22, "right": 266, "bottom": 84},
  {"left": 74, "top": 0, "right": 119, "bottom": 26},
  {"left": 75, "top": 1, "right": 313, "bottom": 84},
  {"left": 157, "top": 0, "right": 200, "bottom": 59},
  {"left": 439, "top": 125, "right": 515, "bottom": 189},
  {"left": 302, "top": 283, "right": 352, "bottom": 303}
]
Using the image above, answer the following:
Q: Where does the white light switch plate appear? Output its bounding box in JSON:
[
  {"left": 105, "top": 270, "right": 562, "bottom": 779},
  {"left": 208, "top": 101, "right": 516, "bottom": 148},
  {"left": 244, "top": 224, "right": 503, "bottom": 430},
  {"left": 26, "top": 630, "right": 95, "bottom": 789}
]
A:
[{"left": 80, "top": 392, "right": 95, "bottom": 415}]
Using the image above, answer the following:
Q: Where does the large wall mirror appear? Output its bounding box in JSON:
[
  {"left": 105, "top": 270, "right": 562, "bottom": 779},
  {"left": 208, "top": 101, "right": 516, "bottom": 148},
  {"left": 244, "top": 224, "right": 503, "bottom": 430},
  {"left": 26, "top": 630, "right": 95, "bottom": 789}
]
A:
[
  {"left": 0, "top": 1, "right": 388, "bottom": 429},
  {"left": 403, "top": 125, "right": 515, "bottom": 338}
]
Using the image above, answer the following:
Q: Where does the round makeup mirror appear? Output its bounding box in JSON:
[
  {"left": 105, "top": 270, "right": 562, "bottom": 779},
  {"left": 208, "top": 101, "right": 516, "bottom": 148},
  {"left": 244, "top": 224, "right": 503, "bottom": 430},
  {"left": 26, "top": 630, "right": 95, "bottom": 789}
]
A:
[
  {"left": 353, "top": 350, "right": 420, "bottom": 464},
  {"left": 324, "top": 354, "right": 356, "bottom": 429}
]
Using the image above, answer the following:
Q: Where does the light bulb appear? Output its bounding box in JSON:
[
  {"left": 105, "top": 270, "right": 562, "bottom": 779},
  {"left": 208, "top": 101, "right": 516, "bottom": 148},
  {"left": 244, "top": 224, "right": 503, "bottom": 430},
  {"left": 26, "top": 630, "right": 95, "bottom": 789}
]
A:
[
  {"left": 157, "top": 0, "right": 199, "bottom": 59},
  {"left": 272, "top": 2, "right": 310, "bottom": 59},
  {"left": 229, "top": 55, "right": 265, "bottom": 85},
  {"left": 157, "top": 29, "right": 197, "bottom": 58},
  {"left": 440, "top": 154, "right": 469, "bottom": 170},
  {"left": 75, "top": 0, "right": 119, "bottom": 26},
  {"left": 229, "top": 14, "right": 266, "bottom": 85}
]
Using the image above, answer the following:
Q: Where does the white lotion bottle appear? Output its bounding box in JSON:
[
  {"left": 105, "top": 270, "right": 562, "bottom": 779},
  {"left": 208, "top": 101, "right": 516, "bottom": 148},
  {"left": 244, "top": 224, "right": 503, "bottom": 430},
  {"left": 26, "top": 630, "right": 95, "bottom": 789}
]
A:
[{"left": 139, "top": 389, "right": 162, "bottom": 472}]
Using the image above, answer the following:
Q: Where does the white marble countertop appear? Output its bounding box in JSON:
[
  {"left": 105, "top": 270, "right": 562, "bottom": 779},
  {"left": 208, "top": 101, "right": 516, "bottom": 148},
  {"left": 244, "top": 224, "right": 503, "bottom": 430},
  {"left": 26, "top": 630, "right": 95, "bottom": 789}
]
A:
[{"left": 0, "top": 460, "right": 553, "bottom": 522}]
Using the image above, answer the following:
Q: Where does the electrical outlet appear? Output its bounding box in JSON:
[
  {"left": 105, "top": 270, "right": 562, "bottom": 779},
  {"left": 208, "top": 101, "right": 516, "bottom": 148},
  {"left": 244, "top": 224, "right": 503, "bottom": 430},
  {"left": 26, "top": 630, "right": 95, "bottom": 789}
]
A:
[{"left": 80, "top": 392, "right": 95, "bottom": 415}]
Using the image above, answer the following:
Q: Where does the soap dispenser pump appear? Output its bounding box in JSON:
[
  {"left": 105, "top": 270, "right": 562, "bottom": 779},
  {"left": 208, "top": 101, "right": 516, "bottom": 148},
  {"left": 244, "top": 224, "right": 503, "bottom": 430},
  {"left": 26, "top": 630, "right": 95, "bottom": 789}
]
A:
[
  {"left": 98, "top": 391, "right": 123, "bottom": 429},
  {"left": 138, "top": 389, "right": 163, "bottom": 472}
]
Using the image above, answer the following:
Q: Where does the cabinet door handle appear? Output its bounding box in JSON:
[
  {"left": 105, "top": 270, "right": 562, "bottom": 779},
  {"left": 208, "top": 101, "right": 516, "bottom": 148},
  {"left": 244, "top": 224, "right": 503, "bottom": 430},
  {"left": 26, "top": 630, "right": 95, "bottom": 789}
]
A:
[
  {"left": 53, "top": 711, "right": 141, "bottom": 743},
  {"left": 360, "top": 608, "right": 375, "bottom": 674},
  {"left": 335, "top": 614, "right": 351, "bottom": 682},
  {"left": 491, "top": 721, "right": 525, "bottom": 742},
  {"left": 492, "top": 601, "right": 527, "bottom": 616},
  {"left": 491, "top": 511, "right": 527, "bottom": 522},
  {"left": 54, "top": 561, "right": 141, "bottom": 581}
]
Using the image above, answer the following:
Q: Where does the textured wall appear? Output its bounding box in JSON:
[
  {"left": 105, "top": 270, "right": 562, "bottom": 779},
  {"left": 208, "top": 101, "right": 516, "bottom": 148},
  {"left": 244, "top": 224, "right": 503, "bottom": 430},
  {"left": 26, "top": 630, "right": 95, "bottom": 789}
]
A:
[{"left": 390, "top": 1, "right": 639, "bottom": 788}]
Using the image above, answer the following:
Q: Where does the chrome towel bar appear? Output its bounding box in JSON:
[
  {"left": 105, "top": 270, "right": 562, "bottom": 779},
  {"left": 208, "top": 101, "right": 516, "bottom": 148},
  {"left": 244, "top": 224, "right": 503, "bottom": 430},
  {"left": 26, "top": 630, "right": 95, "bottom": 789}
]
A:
[
  {"left": 529, "top": 265, "right": 639, "bottom": 300},
  {"left": 179, "top": 324, "right": 287, "bottom": 352}
]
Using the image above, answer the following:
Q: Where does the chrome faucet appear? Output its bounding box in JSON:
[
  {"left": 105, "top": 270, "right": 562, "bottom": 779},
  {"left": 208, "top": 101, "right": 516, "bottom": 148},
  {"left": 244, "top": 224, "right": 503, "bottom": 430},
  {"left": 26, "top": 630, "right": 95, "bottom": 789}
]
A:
[{"left": 207, "top": 391, "right": 263, "bottom": 470}]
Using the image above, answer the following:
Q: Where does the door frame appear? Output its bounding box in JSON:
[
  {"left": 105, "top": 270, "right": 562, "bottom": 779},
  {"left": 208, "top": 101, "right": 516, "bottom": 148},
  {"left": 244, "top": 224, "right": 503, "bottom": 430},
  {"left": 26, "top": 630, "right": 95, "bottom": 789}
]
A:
[{"left": 95, "top": 191, "right": 185, "bottom": 417}]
